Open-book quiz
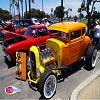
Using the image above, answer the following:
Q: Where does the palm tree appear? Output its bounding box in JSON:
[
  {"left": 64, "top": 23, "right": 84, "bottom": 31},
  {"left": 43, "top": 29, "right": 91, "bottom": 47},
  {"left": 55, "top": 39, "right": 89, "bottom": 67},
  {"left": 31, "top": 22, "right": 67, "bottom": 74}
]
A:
[
  {"left": 25, "top": 0, "right": 27, "bottom": 18},
  {"left": 10, "top": 0, "right": 19, "bottom": 19},
  {"left": 9, "top": 0, "right": 11, "bottom": 15},
  {"left": 61, "top": 0, "right": 63, "bottom": 22},
  {"left": 17, "top": 0, "right": 20, "bottom": 19},
  {"left": 29, "top": 0, "right": 31, "bottom": 19}
]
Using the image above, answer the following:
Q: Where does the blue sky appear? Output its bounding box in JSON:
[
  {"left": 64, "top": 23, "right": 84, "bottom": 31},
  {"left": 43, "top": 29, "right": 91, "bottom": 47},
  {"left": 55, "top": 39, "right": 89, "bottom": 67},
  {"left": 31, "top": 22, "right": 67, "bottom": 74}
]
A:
[{"left": 0, "top": 0, "right": 100, "bottom": 17}]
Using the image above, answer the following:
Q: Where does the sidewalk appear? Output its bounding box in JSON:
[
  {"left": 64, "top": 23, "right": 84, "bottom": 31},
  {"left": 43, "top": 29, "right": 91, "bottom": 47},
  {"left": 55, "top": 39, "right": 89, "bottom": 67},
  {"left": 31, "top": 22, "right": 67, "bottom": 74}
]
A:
[
  {"left": 77, "top": 75, "right": 100, "bottom": 99},
  {"left": 70, "top": 69, "right": 100, "bottom": 100}
]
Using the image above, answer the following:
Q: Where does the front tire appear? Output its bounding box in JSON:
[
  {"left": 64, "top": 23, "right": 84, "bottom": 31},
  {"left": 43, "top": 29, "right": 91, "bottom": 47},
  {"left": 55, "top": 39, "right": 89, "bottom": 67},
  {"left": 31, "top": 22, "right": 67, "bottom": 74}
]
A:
[
  {"left": 39, "top": 70, "right": 57, "bottom": 99},
  {"left": 85, "top": 46, "right": 97, "bottom": 70},
  {"left": 26, "top": 55, "right": 30, "bottom": 71}
]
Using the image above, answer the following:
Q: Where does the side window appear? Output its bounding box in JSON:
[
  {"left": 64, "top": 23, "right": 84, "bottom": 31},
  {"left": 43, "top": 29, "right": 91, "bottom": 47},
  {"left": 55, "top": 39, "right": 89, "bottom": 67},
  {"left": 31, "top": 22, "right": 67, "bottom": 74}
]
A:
[
  {"left": 70, "top": 30, "right": 81, "bottom": 40},
  {"left": 38, "top": 28, "right": 48, "bottom": 36},
  {"left": 82, "top": 27, "right": 85, "bottom": 35}
]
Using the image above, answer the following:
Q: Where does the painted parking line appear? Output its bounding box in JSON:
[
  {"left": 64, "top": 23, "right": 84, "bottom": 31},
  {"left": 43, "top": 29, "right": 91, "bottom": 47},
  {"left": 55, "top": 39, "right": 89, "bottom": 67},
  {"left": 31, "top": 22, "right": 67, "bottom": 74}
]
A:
[{"left": 70, "top": 69, "right": 100, "bottom": 100}]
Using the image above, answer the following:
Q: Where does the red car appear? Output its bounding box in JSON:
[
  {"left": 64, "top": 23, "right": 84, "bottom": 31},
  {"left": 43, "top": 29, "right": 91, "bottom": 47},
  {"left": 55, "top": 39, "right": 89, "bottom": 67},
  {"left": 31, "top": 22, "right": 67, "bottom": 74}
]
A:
[
  {"left": 0, "top": 22, "right": 8, "bottom": 31},
  {"left": 2, "top": 25, "right": 50, "bottom": 61},
  {"left": 0, "top": 19, "right": 34, "bottom": 41},
  {"left": 0, "top": 23, "right": 26, "bottom": 41}
]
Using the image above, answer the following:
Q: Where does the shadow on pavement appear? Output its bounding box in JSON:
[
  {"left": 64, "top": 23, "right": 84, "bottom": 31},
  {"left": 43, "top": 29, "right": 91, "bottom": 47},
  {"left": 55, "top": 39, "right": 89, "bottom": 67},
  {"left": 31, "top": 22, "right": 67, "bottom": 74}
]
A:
[
  {"left": 4, "top": 57, "right": 16, "bottom": 68},
  {"left": 57, "top": 59, "right": 85, "bottom": 83}
]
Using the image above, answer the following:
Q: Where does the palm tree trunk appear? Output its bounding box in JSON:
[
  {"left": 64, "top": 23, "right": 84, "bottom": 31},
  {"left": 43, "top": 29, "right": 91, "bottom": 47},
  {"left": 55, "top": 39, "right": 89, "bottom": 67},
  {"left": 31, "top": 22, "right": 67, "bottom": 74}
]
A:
[
  {"left": 61, "top": 0, "right": 63, "bottom": 22},
  {"left": 29, "top": 0, "right": 31, "bottom": 19},
  {"left": 9, "top": 0, "right": 11, "bottom": 15},
  {"left": 18, "top": 0, "right": 20, "bottom": 19},
  {"left": 42, "top": 0, "right": 44, "bottom": 18},
  {"left": 21, "top": 1, "right": 23, "bottom": 19},
  {"left": 25, "top": 0, "right": 27, "bottom": 18}
]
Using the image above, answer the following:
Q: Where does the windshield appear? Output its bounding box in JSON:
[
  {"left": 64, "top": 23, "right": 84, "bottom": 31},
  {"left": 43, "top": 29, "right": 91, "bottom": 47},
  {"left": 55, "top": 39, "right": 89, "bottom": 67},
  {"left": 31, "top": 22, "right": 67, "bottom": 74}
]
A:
[
  {"left": 50, "top": 30, "right": 69, "bottom": 43},
  {"left": 24, "top": 27, "right": 36, "bottom": 37}
]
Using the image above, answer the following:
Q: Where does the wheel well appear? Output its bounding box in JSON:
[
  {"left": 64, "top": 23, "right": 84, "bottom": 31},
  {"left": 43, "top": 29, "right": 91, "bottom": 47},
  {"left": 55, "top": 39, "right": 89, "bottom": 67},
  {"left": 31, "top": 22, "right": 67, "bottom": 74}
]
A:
[{"left": 17, "top": 49, "right": 28, "bottom": 55}]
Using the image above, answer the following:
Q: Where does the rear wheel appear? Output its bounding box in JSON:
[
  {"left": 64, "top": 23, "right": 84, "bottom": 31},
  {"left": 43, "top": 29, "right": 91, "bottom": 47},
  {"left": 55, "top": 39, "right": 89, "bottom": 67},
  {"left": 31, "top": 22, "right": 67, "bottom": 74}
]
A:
[
  {"left": 39, "top": 70, "right": 57, "bottom": 99},
  {"left": 85, "top": 46, "right": 97, "bottom": 70}
]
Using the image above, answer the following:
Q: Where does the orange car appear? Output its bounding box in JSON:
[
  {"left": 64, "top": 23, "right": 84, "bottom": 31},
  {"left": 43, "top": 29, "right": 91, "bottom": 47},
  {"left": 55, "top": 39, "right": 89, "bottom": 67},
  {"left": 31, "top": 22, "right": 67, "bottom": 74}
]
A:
[{"left": 28, "top": 22, "right": 97, "bottom": 99}]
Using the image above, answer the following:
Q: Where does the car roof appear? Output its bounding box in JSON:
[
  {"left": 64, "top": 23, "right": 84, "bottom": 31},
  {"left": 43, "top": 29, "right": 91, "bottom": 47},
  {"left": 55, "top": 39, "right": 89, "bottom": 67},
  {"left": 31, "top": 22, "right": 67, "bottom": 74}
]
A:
[
  {"left": 48, "top": 22, "right": 86, "bottom": 33},
  {"left": 29, "top": 25, "right": 47, "bottom": 29}
]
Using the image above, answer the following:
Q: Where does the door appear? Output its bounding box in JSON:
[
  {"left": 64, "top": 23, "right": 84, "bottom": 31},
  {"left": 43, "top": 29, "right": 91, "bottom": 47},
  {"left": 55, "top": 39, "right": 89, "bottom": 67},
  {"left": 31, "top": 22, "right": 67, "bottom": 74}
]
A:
[{"left": 69, "top": 29, "right": 82, "bottom": 64}]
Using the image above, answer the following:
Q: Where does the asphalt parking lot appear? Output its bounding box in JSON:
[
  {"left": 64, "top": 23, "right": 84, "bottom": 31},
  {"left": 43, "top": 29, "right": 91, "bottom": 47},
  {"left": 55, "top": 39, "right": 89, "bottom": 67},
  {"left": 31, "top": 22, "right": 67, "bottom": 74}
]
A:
[{"left": 0, "top": 45, "right": 100, "bottom": 99}]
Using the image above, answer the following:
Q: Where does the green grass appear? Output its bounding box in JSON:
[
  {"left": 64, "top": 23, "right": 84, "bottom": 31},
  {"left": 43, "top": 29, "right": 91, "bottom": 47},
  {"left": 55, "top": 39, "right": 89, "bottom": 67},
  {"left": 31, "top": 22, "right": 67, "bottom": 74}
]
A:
[{"left": 80, "top": 20, "right": 88, "bottom": 24}]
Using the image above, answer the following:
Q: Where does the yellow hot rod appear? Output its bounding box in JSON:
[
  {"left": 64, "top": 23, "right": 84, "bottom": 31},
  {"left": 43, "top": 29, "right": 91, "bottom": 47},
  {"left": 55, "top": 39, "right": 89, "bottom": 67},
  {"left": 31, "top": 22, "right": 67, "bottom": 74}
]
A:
[{"left": 28, "top": 22, "right": 97, "bottom": 99}]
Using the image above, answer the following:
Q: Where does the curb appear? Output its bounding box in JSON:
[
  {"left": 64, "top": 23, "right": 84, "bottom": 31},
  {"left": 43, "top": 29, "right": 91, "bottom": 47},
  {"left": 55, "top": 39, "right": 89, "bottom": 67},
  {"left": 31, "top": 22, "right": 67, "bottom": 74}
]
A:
[{"left": 70, "top": 69, "right": 100, "bottom": 100}]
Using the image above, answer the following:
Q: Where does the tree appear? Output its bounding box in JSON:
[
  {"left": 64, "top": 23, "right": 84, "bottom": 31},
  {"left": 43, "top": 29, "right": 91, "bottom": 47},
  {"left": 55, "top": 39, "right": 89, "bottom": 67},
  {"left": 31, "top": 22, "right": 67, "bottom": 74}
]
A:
[
  {"left": 10, "top": 0, "right": 18, "bottom": 18},
  {"left": 54, "top": 6, "right": 65, "bottom": 21},
  {"left": 0, "top": 8, "right": 10, "bottom": 21},
  {"left": 78, "top": 8, "right": 84, "bottom": 21},
  {"left": 78, "top": 8, "right": 82, "bottom": 21},
  {"left": 80, "top": 0, "right": 100, "bottom": 35},
  {"left": 24, "top": 8, "right": 49, "bottom": 19},
  {"left": 92, "top": 11, "right": 100, "bottom": 19},
  {"left": 65, "top": 8, "right": 72, "bottom": 18}
]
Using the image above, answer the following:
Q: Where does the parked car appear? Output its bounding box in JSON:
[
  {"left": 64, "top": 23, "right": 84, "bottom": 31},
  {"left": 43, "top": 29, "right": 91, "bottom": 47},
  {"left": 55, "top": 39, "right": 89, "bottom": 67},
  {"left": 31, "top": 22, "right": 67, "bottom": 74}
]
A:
[
  {"left": 0, "top": 20, "right": 8, "bottom": 31},
  {"left": 0, "top": 19, "right": 34, "bottom": 41},
  {"left": 31, "top": 18, "right": 40, "bottom": 25},
  {"left": 0, "top": 22, "right": 16, "bottom": 41},
  {"left": 13, "top": 19, "right": 34, "bottom": 28},
  {"left": 27, "top": 22, "right": 97, "bottom": 99},
  {"left": 1, "top": 25, "right": 51, "bottom": 62}
]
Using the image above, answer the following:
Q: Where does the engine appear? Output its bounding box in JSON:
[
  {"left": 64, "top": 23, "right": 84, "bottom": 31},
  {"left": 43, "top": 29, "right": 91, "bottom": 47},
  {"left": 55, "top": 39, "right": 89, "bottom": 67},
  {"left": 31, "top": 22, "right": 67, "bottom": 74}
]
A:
[{"left": 38, "top": 47, "right": 55, "bottom": 69}]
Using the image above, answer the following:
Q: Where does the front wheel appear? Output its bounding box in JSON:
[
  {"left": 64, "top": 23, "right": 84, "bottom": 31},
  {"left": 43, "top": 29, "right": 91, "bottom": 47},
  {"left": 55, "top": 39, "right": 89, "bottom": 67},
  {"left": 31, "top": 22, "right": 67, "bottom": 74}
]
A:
[
  {"left": 26, "top": 55, "right": 30, "bottom": 72},
  {"left": 39, "top": 70, "right": 57, "bottom": 99},
  {"left": 85, "top": 46, "right": 97, "bottom": 70}
]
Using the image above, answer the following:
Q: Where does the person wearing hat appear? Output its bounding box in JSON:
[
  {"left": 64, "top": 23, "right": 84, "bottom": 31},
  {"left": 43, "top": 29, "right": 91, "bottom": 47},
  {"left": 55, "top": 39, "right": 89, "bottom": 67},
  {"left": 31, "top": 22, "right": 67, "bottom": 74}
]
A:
[
  {"left": 44, "top": 18, "right": 50, "bottom": 27},
  {"left": 92, "top": 20, "right": 100, "bottom": 48}
]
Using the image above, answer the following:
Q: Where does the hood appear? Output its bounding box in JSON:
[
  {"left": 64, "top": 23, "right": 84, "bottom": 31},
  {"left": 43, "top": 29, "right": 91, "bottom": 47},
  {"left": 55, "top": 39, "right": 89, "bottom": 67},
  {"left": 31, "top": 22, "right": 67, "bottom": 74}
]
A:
[
  {"left": 3, "top": 34, "right": 27, "bottom": 47},
  {"left": 4, "top": 22, "right": 13, "bottom": 30}
]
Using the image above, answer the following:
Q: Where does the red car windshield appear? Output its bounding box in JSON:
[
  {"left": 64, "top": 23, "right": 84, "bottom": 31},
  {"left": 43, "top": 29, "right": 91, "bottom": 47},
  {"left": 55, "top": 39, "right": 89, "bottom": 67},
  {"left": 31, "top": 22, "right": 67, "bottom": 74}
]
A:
[{"left": 24, "top": 27, "right": 36, "bottom": 37}]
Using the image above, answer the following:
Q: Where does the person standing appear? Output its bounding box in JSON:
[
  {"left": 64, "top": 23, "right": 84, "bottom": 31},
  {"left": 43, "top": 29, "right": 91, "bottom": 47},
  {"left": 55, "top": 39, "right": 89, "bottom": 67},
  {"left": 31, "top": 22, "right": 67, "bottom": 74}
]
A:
[
  {"left": 90, "top": 18, "right": 96, "bottom": 40},
  {"left": 92, "top": 20, "right": 100, "bottom": 48},
  {"left": 44, "top": 18, "right": 50, "bottom": 27}
]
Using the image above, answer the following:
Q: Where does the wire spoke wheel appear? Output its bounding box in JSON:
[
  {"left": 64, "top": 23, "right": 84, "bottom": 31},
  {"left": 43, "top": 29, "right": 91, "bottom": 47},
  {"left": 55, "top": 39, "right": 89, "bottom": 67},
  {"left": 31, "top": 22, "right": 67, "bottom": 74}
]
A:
[
  {"left": 39, "top": 71, "right": 57, "bottom": 99},
  {"left": 44, "top": 75, "right": 57, "bottom": 98},
  {"left": 92, "top": 49, "right": 97, "bottom": 68}
]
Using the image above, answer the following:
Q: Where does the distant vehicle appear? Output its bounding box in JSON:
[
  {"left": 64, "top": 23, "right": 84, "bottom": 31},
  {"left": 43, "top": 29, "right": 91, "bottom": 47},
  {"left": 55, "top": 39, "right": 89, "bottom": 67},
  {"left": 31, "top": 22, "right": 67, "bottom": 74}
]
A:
[
  {"left": 0, "top": 20, "right": 8, "bottom": 31},
  {"left": 0, "top": 19, "right": 34, "bottom": 41},
  {"left": 31, "top": 18, "right": 40, "bottom": 25},
  {"left": 13, "top": 19, "right": 34, "bottom": 29}
]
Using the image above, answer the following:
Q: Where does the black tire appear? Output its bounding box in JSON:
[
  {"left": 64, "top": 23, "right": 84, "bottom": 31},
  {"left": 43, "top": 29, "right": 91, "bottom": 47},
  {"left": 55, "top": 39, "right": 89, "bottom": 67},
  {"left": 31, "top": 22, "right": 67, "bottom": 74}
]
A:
[
  {"left": 85, "top": 46, "right": 97, "bottom": 70},
  {"left": 26, "top": 55, "right": 30, "bottom": 72},
  {"left": 39, "top": 70, "right": 57, "bottom": 99}
]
